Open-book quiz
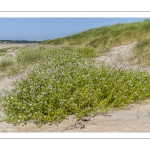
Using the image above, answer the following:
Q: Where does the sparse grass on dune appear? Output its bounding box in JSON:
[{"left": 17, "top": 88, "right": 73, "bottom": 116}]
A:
[
  {"left": 0, "top": 52, "right": 5, "bottom": 56},
  {"left": 16, "top": 46, "right": 46, "bottom": 66},
  {"left": 0, "top": 47, "right": 10, "bottom": 56},
  {"left": 0, "top": 58, "right": 14, "bottom": 72},
  {"left": 0, "top": 47, "right": 10, "bottom": 53},
  {"left": 0, "top": 45, "right": 58, "bottom": 78},
  {"left": 0, "top": 46, "right": 24, "bottom": 76},
  {"left": 133, "top": 38, "right": 150, "bottom": 66}
]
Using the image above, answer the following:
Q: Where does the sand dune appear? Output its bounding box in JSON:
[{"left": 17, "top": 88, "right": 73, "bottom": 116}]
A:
[{"left": 1, "top": 43, "right": 150, "bottom": 132}]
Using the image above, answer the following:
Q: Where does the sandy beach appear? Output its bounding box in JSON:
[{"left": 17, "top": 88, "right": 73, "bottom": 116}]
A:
[{"left": 0, "top": 43, "right": 35, "bottom": 49}]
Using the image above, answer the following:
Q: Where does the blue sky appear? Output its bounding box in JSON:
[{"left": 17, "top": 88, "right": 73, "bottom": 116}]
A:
[{"left": 0, "top": 18, "right": 148, "bottom": 41}]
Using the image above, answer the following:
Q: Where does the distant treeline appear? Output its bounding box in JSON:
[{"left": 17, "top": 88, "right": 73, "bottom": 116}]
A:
[{"left": 0, "top": 40, "right": 41, "bottom": 43}]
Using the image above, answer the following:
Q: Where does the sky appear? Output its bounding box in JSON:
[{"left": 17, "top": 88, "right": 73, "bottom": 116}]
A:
[{"left": 0, "top": 18, "right": 148, "bottom": 41}]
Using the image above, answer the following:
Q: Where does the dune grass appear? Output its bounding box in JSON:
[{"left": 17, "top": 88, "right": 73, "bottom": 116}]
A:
[
  {"left": 0, "top": 48, "right": 10, "bottom": 56},
  {"left": 133, "top": 38, "right": 150, "bottom": 66},
  {"left": 41, "top": 19, "right": 150, "bottom": 50},
  {"left": 0, "top": 58, "right": 14, "bottom": 72},
  {"left": 0, "top": 48, "right": 9, "bottom": 53},
  {"left": 0, "top": 45, "right": 57, "bottom": 78},
  {"left": 0, "top": 52, "right": 5, "bottom": 56}
]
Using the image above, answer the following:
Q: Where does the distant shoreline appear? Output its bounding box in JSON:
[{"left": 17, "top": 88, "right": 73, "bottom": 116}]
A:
[
  {"left": 0, "top": 43, "right": 36, "bottom": 44},
  {"left": 0, "top": 43, "right": 36, "bottom": 49}
]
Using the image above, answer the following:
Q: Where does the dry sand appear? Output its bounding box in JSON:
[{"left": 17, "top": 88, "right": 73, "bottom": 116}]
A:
[
  {"left": 1, "top": 43, "right": 150, "bottom": 132},
  {"left": 1, "top": 100, "right": 150, "bottom": 132},
  {"left": 94, "top": 42, "right": 150, "bottom": 72}
]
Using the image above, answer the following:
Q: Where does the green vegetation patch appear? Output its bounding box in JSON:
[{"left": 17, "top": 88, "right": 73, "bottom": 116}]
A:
[
  {"left": 0, "top": 48, "right": 10, "bottom": 56},
  {"left": 133, "top": 38, "right": 150, "bottom": 66},
  {"left": 0, "top": 58, "right": 14, "bottom": 72},
  {"left": 1, "top": 46, "right": 150, "bottom": 126},
  {"left": 0, "top": 52, "right": 5, "bottom": 56},
  {"left": 16, "top": 46, "right": 47, "bottom": 66},
  {"left": 0, "top": 48, "right": 9, "bottom": 53}
]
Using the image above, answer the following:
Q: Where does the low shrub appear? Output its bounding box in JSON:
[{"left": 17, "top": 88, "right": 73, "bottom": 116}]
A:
[{"left": 1, "top": 46, "right": 150, "bottom": 126}]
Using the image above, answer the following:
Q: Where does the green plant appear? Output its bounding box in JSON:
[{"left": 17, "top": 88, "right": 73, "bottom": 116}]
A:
[
  {"left": 0, "top": 48, "right": 9, "bottom": 53},
  {"left": 0, "top": 52, "right": 5, "bottom": 56},
  {"left": 133, "top": 38, "right": 150, "bottom": 66},
  {"left": 2, "top": 46, "right": 150, "bottom": 126},
  {"left": 0, "top": 58, "right": 14, "bottom": 72},
  {"left": 0, "top": 48, "right": 10, "bottom": 56}
]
